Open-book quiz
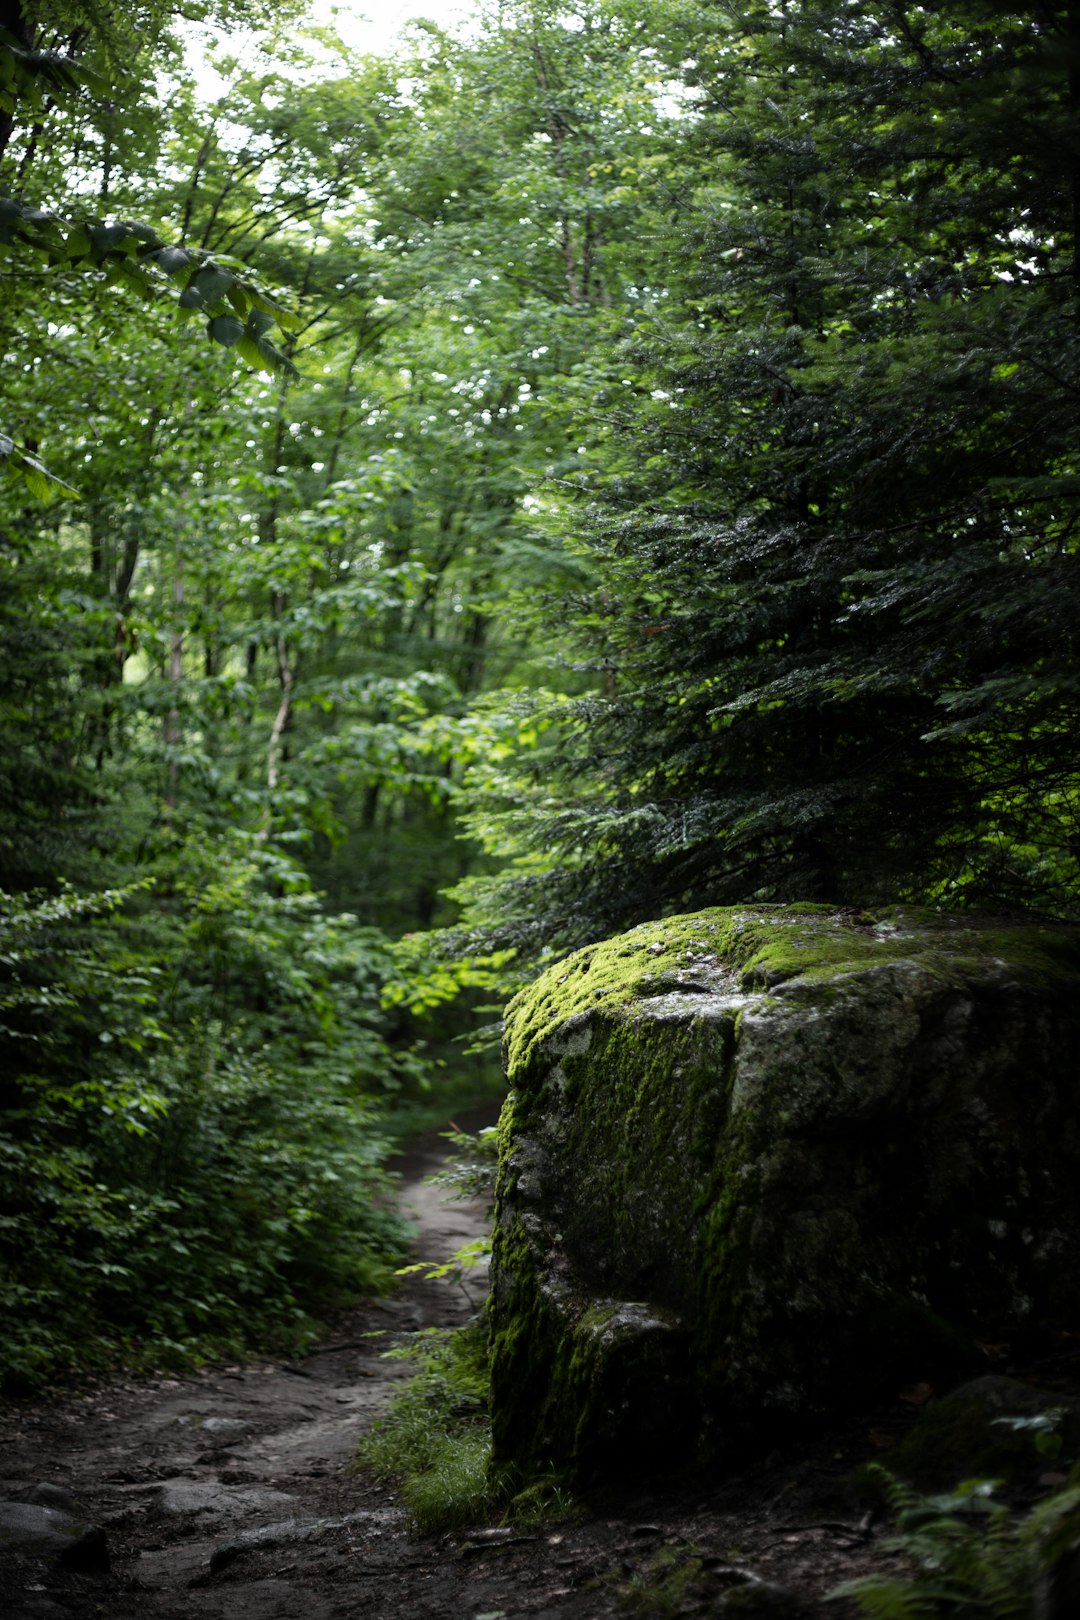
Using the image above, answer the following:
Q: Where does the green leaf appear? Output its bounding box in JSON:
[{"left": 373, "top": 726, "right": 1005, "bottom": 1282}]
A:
[
  {"left": 148, "top": 245, "right": 191, "bottom": 275},
  {"left": 235, "top": 335, "right": 268, "bottom": 369},
  {"left": 0, "top": 439, "right": 81, "bottom": 502},
  {"left": 64, "top": 224, "right": 91, "bottom": 259},
  {"left": 89, "top": 221, "right": 127, "bottom": 258},
  {"left": 246, "top": 289, "right": 301, "bottom": 332},
  {"left": 192, "top": 265, "right": 235, "bottom": 307},
  {"left": 103, "top": 257, "right": 153, "bottom": 298},
  {"left": 208, "top": 313, "right": 245, "bottom": 347}
]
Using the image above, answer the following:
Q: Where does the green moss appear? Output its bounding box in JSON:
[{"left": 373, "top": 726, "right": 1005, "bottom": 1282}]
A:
[
  {"left": 579, "top": 1303, "right": 622, "bottom": 1332},
  {"left": 503, "top": 906, "right": 1080, "bottom": 1090},
  {"left": 884, "top": 1387, "right": 1080, "bottom": 1494},
  {"left": 491, "top": 904, "right": 1080, "bottom": 1485},
  {"left": 490, "top": 1008, "right": 722, "bottom": 1477}
]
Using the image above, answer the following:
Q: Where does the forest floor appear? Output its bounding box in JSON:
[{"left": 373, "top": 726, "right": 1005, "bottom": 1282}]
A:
[{"left": 0, "top": 1113, "right": 990, "bottom": 1620}]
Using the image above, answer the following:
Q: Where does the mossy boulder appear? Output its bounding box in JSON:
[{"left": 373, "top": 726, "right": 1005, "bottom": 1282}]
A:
[
  {"left": 883, "top": 1375, "right": 1080, "bottom": 1493},
  {"left": 488, "top": 905, "right": 1080, "bottom": 1484}
]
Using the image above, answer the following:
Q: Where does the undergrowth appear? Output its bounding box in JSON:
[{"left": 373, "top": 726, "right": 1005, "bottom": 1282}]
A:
[
  {"left": 358, "top": 1315, "right": 580, "bottom": 1534},
  {"left": 357, "top": 1316, "right": 498, "bottom": 1532},
  {"left": 829, "top": 1462, "right": 1080, "bottom": 1618},
  {"left": 0, "top": 854, "right": 421, "bottom": 1391},
  {"left": 359, "top": 1122, "right": 578, "bottom": 1535}
]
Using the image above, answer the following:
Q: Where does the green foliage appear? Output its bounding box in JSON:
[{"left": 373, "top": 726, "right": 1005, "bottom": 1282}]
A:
[
  {"left": 428, "top": 1125, "right": 501, "bottom": 1207},
  {"left": 397, "top": 1238, "right": 490, "bottom": 1289},
  {"left": 358, "top": 1314, "right": 581, "bottom": 1533},
  {"left": 453, "top": 0, "right": 1080, "bottom": 958},
  {"left": 0, "top": 197, "right": 297, "bottom": 341},
  {"left": 358, "top": 1319, "right": 497, "bottom": 1533},
  {"left": 362, "top": 1130, "right": 502, "bottom": 1525},
  {"left": 831, "top": 1465, "right": 1080, "bottom": 1619},
  {"left": 994, "top": 1411, "right": 1067, "bottom": 1463},
  {"left": 880, "top": 1389, "right": 1080, "bottom": 1497},
  {"left": 1, "top": 0, "right": 598, "bottom": 1388},
  {"left": 0, "top": 0, "right": 689, "bottom": 1390},
  {"left": 0, "top": 22, "right": 108, "bottom": 118},
  {"left": 0, "top": 200, "right": 298, "bottom": 503},
  {"left": 398, "top": 1431, "right": 494, "bottom": 1536},
  {"left": 27, "top": 0, "right": 1080, "bottom": 1396},
  {"left": 0, "top": 1, "right": 304, "bottom": 503},
  {"left": 394, "top": 1127, "right": 500, "bottom": 1295},
  {"left": 0, "top": 850, "right": 414, "bottom": 1388},
  {"left": 0, "top": 431, "right": 79, "bottom": 501}
]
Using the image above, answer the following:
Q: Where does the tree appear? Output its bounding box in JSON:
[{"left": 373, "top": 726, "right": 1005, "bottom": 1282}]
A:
[
  {"left": 0, "top": 7, "right": 431, "bottom": 1388},
  {"left": 453, "top": 0, "right": 1080, "bottom": 957},
  {"left": 0, "top": 0, "right": 304, "bottom": 501},
  {"left": 0, "top": 0, "right": 688, "bottom": 1382}
]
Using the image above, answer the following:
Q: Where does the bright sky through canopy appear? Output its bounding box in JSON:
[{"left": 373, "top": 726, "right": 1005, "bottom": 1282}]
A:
[
  {"left": 311, "top": 0, "right": 479, "bottom": 55},
  {"left": 185, "top": 0, "right": 480, "bottom": 99}
]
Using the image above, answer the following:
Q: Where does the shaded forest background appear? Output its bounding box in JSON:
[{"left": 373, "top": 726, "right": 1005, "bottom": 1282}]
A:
[{"left": 2, "top": 0, "right": 1078, "bottom": 1388}]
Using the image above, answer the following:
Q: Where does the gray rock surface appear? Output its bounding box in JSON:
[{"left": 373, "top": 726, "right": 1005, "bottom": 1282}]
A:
[
  {"left": 23, "top": 1485, "right": 84, "bottom": 1515},
  {"left": 199, "top": 1416, "right": 252, "bottom": 1444},
  {"left": 0, "top": 1499, "right": 109, "bottom": 1571},
  {"left": 490, "top": 905, "right": 1080, "bottom": 1481},
  {"left": 208, "top": 1508, "right": 393, "bottom": 1570},
  {"left": 157, "top": 1482, "right": 299, "bottom": 1518}
]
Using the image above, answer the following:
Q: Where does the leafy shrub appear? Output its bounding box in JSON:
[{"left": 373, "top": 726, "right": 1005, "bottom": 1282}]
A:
[
  {"left": 0, "top": 844, "right": 420, "bottom": 1387},
  {"left": 429, "top": 1124, "right": 501, "bottom": 1205}
]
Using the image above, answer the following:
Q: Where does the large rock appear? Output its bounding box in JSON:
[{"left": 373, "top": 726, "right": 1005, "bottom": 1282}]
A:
[{"left": 488, "top": 906, "right": 1080, "bottom": 1483}]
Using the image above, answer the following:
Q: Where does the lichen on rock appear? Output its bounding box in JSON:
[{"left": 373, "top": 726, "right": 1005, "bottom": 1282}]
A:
[{"left": 488, "top": 905, "right": 1080, "bottom": 1484}]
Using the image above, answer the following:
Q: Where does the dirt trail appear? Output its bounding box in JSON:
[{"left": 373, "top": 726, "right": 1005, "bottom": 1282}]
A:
[
  {"left": 0, "top": 1114, "right": 908, "bottom": 1619},
  {"left": 0, "top": 1113, "right": 494, "bottom": 1619}
]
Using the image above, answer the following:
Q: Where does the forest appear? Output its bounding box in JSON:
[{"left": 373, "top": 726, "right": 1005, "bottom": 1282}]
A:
[{"left": 1, "top": 0, "right": 1078, "bottom": 1394}]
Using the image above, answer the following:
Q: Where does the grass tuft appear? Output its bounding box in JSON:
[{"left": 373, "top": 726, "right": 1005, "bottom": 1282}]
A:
[
  {"left": 358, "top": 1317, "right": 500, "bottom": 1532},
  {"left": 401, "top": 1430, "right": 494, "bottom": 1533},
  {"left": 358, "top": 1313, "right": 581, "bottom": 1535}
]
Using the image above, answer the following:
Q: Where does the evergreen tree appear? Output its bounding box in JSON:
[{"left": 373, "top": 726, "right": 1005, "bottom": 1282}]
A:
[{"left": 457, "top": 0, "right": 1080, "bottom": 954}]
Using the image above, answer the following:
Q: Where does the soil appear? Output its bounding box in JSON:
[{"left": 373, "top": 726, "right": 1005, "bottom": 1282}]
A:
[{"left": 0, "top": 1110, "right": 1045, "bottom": 1620}]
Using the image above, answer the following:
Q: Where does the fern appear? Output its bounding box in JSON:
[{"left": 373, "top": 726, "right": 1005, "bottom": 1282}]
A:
[
  {"left": 828, "top": 1468, "right": 1080, "bottom": 1619},
  {"left": 827, "top": 1586, "right": 941, "bottom": 1620}
]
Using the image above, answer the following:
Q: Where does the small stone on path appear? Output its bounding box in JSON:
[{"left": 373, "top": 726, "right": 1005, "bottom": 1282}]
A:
[{"left": 158, "top": 1482, "right": 298, "bottom": 1518}]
